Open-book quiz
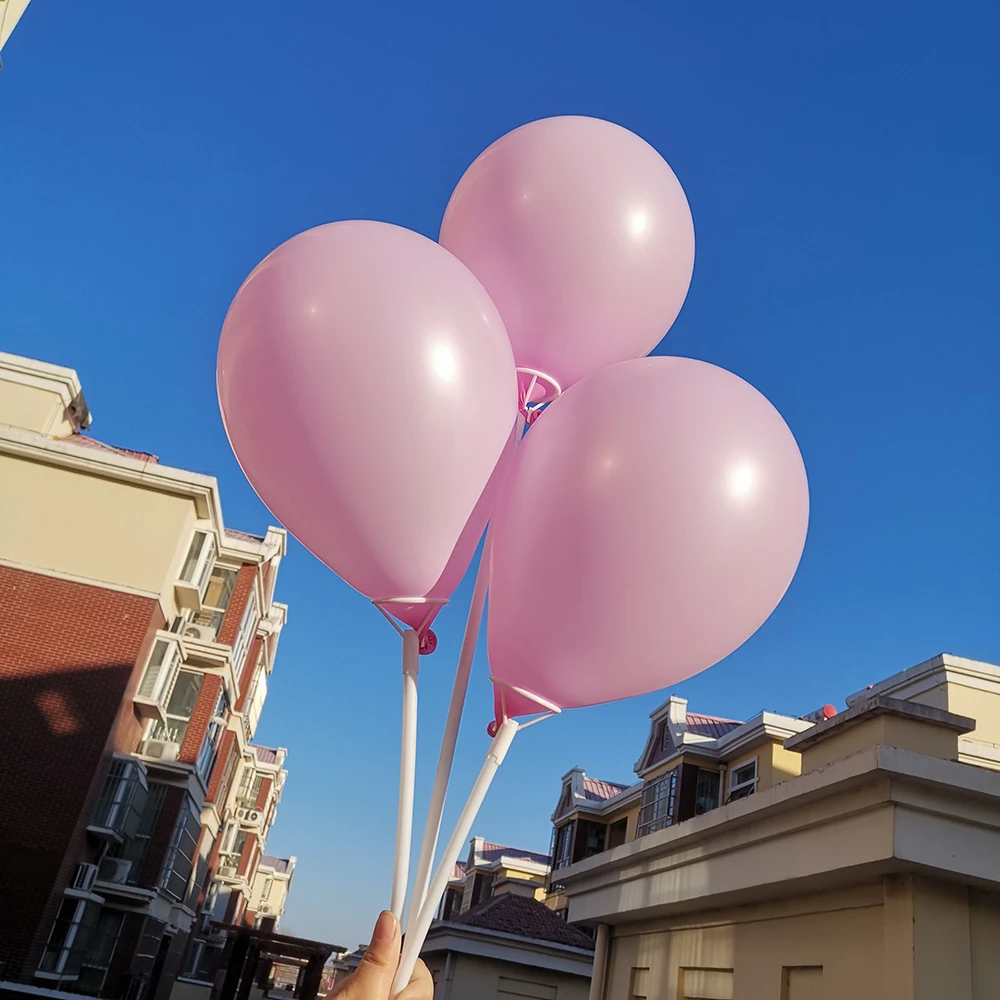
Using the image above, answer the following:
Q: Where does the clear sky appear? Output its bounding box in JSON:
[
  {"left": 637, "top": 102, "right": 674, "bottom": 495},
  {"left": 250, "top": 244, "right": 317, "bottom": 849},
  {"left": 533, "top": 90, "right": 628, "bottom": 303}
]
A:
[{"left": 2, "top": 0, "right": 998, "bottom": 950}]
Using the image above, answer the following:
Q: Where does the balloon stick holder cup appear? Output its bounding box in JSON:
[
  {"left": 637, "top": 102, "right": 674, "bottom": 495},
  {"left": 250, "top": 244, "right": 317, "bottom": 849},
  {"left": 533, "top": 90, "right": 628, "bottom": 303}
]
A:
[
  {"left": 372, "top": 597, "right": 448, "bottom": 921},
  {"left": 517, "top": 367, "right": 562, "bottom": 425}
]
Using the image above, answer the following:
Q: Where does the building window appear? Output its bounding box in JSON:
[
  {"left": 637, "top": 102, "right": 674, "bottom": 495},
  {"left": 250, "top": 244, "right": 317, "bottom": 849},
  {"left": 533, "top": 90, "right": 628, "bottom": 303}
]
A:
[
  {"left": 197, "top": 688, "right": 230, "bottom": 784},
  {"left": 215, "top": 748, "right": 240, "bottom": 808},
  {"left": 237, "top": 766, "right": 264, "bottom": 806},
  {"left": 186, "top": 566, "right": 238, "bottom": 642},
  {"left": 244, "top": 661, "right": 268, "bottom": 741},
  {"left": 727, "top": 759, "right": 758, "bottom": 801},
  {"left": 231, "top": 589, "right": 259, "bottom": 672},
  {"left": 608, "top": 817, "right": 628, "bottom": 849},
  {"left": 552, "top": 821, "right": 575, "bottom": 870},
  {"left": 108, "top": 782, "right": 166, "bottom": 885},
  {"left": 180, "top": 530, "right": 217, "bottom": 600},
  {"left": 145, "top": 670, "right": 203, "bottom": 749},
  {"left": 184, "top": 940, "right": 223, "bottom": 983},
  {"left": 135, "top": 638, "right": 182, "bottom": 710},
  {"left": 470, "top": 872, "right": 494, "bottom": 907},
  {"left": 160, "top": 798, "right": 203, "bottom": 902},
  {"left": 579, "top": 818, "right": 607, "bottom": 860},
  {"left": 39, "top": 898, "right": 97, "bottom": 978},
  {"left": 637, "top": 769, "right": 677, "bottom": 837},
  {"left": 91, "top": 759, "right": 148, "bottom": 838},
  {"left": 695, "top": 769, "right": 722, "bottom": 815},
  {"left": 76, "top": 908, "right": 125, "bottom": 996}
]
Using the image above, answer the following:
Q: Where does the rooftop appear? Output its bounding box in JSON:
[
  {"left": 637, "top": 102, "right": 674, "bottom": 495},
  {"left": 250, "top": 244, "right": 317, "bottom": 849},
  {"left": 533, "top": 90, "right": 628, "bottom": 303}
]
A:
[
  {"left": 455, "top": 893, "right": 594, "bottom": 951},
  {"left": 478, "top": 841, "right": 551, "bottom": 868},
  {"left": 685, "top": 712, "right": 742, "bottom": 739},
  {"left": 582, "top": 777, "right": 630, "bottom": 802},
  {"left": 259, "top": 855, "right": 294, "bottom": 874}
]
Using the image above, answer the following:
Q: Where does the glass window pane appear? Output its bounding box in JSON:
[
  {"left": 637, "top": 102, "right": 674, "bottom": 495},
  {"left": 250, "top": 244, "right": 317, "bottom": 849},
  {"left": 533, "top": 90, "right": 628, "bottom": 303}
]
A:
[
  {"left": 165, "top": 671, "right": 203, "bottom": 719},
  {"left": 203, "top": 567, "right": 237, "bottom": 613},
  {"left": 180, "top": 533, "right": 207, "bottom": 583}
]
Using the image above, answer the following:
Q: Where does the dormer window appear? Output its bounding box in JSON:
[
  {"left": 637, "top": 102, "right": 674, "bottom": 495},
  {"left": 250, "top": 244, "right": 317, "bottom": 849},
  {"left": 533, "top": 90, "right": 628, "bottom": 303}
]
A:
[{"left": 659, "top": 721, "right": 671, "bottom": 752}]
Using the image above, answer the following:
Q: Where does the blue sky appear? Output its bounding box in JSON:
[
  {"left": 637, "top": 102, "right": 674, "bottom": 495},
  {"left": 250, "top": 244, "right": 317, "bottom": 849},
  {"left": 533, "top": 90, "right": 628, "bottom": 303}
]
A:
[{"left": 2, "top": 0, "right": 998, "bottom": 949}]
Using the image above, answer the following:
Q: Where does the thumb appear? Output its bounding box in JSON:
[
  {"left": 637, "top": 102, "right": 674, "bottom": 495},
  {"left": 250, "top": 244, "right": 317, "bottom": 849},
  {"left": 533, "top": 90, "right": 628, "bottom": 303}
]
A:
[{"left": 333, "top": 911, "right": 400, "bottom": 1000}]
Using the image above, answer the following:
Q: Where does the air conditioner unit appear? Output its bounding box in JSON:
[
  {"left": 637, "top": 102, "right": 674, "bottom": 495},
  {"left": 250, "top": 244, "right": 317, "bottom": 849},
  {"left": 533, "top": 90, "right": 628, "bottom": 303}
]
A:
[
  {"left": 72, "top": 863, "right": 99, "bottom": 893},
  {"left": 236, "top": 808, "right": 263, "bottom": 825},
  {"left": 218, "top": 865, "right": 238, "bottom": 879},
  {"left": 259, "top": 904, "right": 271, "bottom": 914},
  {"left": 98, "top": 858, "right": 132, "bottom": 885},
  {"left": 183, "top": 623, "right": 216, "bottom": 643},
  {"left": 144, "top": 739, "right": 181, "bottom": 761}
]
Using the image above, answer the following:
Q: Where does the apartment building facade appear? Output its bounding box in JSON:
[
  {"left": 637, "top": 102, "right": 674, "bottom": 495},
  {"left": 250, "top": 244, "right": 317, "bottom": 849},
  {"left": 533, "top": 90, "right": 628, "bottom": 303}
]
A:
[
  {"left": 0, "top": 352, "right": 293, "bottom": 1000},
  {"left": 549, "top": 654, "right": 1000, "bottom": 999}
]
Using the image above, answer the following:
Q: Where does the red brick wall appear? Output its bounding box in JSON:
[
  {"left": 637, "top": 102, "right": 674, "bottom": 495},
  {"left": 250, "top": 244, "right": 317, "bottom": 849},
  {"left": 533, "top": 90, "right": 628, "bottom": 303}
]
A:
[
  {"left": 254, "top": 776, "right": 273, "bottom": 811},
  {"left": 218, "top": 565, "right": 257, "bottom": 649},
  {"left": 234, "top": 636, "right": 262, "bottom": 713},
  {"left": 0, "top": 565, "right": 162, "bottom": 981},
  {"left": 207, "top": 730, "right": 237, "bottom": 803},
  {"left": 237, "top": 833, "right": 259, "bottom": 878},
  {"left": 179, "top": 674, "right": 223, "bottom": 765}
]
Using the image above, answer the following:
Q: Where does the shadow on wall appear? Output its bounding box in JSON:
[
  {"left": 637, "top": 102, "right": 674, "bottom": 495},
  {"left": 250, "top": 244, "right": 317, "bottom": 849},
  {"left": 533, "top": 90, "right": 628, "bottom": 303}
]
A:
[{"left": 0, "top": 661, "right": 137, "bottom": 982}]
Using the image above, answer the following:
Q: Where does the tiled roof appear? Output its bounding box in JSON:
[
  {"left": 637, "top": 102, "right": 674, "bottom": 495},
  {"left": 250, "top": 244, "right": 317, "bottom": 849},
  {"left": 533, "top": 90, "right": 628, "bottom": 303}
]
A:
[
  {"left": 480, "top": 842, "right": 551, "bottom": 868},
  {"left": 582, "top": 777, "right": 629, "bottom": 801},
  {"left": 685, "top": 713, "right": 742, "bottom": 739},
  {"left": 456, "top": 894, "right": 594, "bottom": 951},
  {"left": 254, "top": 745, "right": 279, "bottom": 764},
  {"left": 66, "top": 434, "right": 158, "bottom": 463},
  {"left": 449, "top": 862, "right": 466, "bottom": 882},
  {"left": 225, "top": 527, "right": 266, "bottom": 543},
  {"left": 260, "top": 855, "right": 291, "bottom": 874}
]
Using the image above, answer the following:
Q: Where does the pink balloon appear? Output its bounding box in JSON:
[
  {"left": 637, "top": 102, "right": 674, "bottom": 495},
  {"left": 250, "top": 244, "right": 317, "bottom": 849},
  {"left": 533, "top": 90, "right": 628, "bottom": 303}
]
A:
[
  {"left": 218, "top": 221, "right": 518, "bottom": 625},
  {"left": 487, "top": 357, "right": 809, "bottom": 720},
  {"left": 440, "top": 116, "right": 695, "bottom": 401}
]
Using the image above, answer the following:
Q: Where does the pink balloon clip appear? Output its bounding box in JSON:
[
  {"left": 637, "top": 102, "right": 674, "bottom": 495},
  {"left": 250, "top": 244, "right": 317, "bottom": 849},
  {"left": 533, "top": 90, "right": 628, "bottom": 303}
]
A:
[{"left": 516, "top": 367, "right": 562, "bottom": 425}]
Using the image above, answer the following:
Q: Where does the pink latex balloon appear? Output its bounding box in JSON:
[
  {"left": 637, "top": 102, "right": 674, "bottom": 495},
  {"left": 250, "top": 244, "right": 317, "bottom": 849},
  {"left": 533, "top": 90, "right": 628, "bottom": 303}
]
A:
[
  {"left": 440, "top": 116, "right": 695, "bottom": 402},
  {"left": 487, "top": 357, "right": 809, "bottom": 720},
  {"left": 218, "top": 221, "right": 518, "bottom": 627}
]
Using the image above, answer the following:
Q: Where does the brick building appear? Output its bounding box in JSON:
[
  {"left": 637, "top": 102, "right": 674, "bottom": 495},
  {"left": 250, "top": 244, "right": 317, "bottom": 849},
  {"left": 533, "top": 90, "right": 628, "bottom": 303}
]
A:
[{"left": 0, "top": 352, "right": 295, "bottom": 1000}]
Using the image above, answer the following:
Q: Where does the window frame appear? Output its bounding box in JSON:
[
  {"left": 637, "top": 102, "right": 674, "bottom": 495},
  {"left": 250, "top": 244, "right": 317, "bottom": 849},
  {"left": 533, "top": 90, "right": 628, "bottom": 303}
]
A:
[
  {"left": 637, "top": 768, "right": 678, "bottom": 837},
  {"left": 727, "top": 757, "right": 759, "bottom": 801}
]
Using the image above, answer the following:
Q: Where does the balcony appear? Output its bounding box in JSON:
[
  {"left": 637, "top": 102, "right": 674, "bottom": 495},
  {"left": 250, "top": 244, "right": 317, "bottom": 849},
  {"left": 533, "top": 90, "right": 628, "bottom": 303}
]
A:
[
  {"left": 133, "top": 635, "right": 183, "bottom": 723},
  {"left": 88, "top": 759, "right": 148, "bottom": 843},
  {"left": 174, "top": 530, "right": 217, "bottom": 611}
]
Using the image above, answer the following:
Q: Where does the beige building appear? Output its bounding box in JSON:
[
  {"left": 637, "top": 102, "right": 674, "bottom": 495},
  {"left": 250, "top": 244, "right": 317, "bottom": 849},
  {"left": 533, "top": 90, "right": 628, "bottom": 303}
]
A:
[
  {"left": 422, "top": 837, "right": 594, "bottom": 1000},
  {"left": 247, "top": 854, "right": 297, "bottom": 931},
  {"left": 0, "top": 350, "right": 297, "bottom": 1000},
  {"left": 553, "top": 654, "right": 1000, "bottom": 1000}
]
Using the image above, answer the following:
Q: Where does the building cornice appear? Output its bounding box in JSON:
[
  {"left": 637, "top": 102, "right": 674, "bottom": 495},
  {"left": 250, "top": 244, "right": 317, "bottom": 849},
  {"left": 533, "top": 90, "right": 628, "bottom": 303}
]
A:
[
  {"left": 555, "top": 744, "right": 1000, "bottom": 926},
  {"left": 0, "top": 424, "right": 286, "bottom": 563}
]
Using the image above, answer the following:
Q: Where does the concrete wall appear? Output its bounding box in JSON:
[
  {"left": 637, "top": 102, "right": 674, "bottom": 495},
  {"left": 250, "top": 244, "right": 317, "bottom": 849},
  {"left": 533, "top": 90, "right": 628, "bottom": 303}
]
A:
[
  {"left": 600, "top": 877, "right": 999, "bottom": 1000},
  {"left": 800, "top": 716, "right": 960, "bottom": 772},
  {"left": 424, "top": 952, "right": 591, "bottom": 1000},
  {"left": 0, "top": 452, "right": 197, "bottom": 601}
]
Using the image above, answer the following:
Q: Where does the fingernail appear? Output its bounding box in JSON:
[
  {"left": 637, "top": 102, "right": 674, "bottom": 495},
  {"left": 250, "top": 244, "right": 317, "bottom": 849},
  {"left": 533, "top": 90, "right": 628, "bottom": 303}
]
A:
[{"left": 372, "top": 910, "right": 397, "bottom": 946}]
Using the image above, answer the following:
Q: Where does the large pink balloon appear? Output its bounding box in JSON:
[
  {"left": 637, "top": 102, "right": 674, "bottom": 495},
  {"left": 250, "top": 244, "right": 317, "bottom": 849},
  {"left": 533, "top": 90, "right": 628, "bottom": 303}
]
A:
[
  {"left": 487, "top": 357, "right": 809, "bottom": 720},
  {"left": 218, "top": 221, "right": 518, "bottom": 627},
  {"left": 440, "top": 116, "right": 695, "bottom": 399}
]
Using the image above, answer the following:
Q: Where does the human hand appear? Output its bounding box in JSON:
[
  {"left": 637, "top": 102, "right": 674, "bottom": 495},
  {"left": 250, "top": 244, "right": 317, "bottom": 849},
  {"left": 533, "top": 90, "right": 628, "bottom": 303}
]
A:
[{"left": 330, "top": 911, "right": 433, "bottom": 1000}]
